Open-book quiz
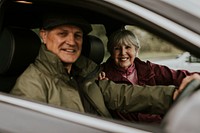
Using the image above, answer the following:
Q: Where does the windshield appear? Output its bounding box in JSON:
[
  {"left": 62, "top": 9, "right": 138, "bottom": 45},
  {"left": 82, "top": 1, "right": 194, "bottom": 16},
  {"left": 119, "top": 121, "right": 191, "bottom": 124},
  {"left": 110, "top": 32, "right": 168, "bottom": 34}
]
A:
[{"left": 162, "top": 0, "right": 200, "bottom": 18}]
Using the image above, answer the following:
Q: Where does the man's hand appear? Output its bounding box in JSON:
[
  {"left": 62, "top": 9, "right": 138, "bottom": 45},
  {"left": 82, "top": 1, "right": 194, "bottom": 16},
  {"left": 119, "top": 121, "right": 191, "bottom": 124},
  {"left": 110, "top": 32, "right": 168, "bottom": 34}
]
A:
[
  {"left": 179, "top": 74, "right": 200, "bottom": 91},
  {"left": 173, "top": 74, "right": 200, "bottom": 100}
]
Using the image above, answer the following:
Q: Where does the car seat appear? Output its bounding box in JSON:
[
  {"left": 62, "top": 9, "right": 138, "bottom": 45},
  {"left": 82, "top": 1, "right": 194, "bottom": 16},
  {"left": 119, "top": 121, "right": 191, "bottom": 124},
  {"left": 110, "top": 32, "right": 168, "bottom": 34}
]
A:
[
  {"left": 82, "top": 35, "right": 105, "bottom": 64},
  {"left": 0, "top": 27, "right": 41, "bottom": 92},
  {"left": 0, "top": 27, "right": 105, "bottom": 93}
]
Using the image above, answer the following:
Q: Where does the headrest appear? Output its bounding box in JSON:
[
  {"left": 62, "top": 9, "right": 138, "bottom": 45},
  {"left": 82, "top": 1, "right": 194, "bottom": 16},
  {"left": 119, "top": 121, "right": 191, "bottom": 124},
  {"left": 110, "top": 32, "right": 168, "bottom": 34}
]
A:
[
  {"left": 0, "top": 27, "right": 41, "bottom": 75},
  {"left": 82, "top": 35, "right": 105, "bottom": 64}
]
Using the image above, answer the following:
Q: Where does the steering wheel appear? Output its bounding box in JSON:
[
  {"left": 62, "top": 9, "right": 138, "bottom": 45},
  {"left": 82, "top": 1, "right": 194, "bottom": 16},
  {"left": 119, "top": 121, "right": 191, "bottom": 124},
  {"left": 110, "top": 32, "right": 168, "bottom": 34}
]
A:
[
  {"left": 174, "top": 79, "right": 200, "bottom": 103},
  {"left": 161, "top": 79, "right": 200, "bottom": 132}
]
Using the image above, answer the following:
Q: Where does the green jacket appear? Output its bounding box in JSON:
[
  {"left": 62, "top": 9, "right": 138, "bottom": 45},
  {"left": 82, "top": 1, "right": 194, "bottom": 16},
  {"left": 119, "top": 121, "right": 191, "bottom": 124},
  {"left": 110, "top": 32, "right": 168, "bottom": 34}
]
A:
[{"left": 11, "top": 44, "right": 176, "bottom": 118}]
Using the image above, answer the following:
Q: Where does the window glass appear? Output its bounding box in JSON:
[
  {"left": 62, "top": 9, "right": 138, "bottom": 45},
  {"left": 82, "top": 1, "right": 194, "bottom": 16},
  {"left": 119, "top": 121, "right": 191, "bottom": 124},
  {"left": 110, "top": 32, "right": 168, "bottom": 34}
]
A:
[
  {"left": 90, "top": 24, "right": 200, "bottom": 72},
  {"left": 125, "top": 25, "right": 200, "bottom": 72},
  {"left": 125, "top": 25, "right": 183, "bottom": 60}
]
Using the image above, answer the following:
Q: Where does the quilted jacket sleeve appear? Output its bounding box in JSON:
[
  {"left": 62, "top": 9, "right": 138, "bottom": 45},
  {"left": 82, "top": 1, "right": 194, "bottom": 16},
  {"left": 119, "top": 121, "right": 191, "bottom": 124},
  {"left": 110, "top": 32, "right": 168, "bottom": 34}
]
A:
[{"left": 98, "top": 80, "right": 176, "bottom": 115}]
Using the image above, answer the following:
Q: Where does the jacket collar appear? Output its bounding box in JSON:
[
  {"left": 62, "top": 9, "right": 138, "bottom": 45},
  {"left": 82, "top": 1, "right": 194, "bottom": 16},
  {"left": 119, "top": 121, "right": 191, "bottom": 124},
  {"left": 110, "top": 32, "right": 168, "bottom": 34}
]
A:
[
  {"left": 104, "top": 57, "right": 155, "bottom": 83},
  {"left": 110, "top": 59, "right": 135, "bottom": 76},
  {"left": 35, "top": 44, "right": 66, "bottom": 75},
  {"left": 35, "top": 44, "right": 98, "bottom": 77},
  {"left": 134, "top": 57, "right": 155, "bottom": 82}
]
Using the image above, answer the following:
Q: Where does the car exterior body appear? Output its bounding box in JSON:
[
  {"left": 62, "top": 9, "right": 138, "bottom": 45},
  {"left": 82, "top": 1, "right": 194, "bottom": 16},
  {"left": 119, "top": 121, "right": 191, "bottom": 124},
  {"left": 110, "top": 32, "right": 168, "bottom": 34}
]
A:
[{"left": 0, "top": 0, "right": 200, "bottom": 133}]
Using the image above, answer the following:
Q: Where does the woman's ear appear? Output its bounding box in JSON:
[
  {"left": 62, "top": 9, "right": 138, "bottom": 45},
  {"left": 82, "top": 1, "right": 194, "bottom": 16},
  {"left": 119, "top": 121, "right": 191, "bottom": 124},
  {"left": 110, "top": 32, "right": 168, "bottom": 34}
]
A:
[{"left": 135, "top": 49, "right": 139, "bottom": 57}]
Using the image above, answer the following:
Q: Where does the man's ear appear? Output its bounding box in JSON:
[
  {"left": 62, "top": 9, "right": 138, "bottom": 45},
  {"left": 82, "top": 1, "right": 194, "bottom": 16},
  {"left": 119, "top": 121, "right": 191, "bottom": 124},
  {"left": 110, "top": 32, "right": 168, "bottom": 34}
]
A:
[{"left": 39, "top": 29, "right": 47, "bottom": 44}]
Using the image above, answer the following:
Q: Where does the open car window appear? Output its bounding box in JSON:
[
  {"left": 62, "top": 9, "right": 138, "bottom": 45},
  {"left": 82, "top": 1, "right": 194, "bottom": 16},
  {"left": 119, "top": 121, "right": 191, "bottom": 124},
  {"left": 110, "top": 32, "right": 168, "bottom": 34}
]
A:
[
  {"left": 1, "top": 0, "right": 200, "bottom": 133},
  {"left": 90, "top": 24, "right": 200, "bottom": 72}
]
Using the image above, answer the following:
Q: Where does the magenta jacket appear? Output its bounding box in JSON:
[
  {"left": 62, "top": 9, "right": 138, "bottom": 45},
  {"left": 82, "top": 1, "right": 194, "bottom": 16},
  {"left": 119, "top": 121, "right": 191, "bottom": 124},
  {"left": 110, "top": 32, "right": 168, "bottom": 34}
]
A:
[{"left": 102, "top": 57, "right": 200, "bottom": 123}]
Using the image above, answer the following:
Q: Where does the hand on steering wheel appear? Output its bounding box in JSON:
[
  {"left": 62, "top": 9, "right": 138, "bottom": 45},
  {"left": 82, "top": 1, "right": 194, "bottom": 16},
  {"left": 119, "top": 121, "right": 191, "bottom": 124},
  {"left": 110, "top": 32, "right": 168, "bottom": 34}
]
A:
[{"left": 175, "top": 79, "right": 200, "bottom": 103}]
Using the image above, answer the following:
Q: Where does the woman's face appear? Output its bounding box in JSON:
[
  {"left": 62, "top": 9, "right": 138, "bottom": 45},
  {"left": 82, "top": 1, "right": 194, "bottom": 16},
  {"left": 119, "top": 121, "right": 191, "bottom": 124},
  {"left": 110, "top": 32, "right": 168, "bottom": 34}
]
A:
[
  {"left": 112, "top": 44, "right": 137, "bottom": 70},
  {"left": 40, "top": 25, "right": 83, "bottom": 68}
]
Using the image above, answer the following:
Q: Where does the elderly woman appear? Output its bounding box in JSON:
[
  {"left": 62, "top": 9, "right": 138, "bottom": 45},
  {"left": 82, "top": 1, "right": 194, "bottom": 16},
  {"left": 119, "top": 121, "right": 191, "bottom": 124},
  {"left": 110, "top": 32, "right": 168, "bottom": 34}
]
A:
[{"left": 99, "top": 29, "right": 200, "bottom": 123}]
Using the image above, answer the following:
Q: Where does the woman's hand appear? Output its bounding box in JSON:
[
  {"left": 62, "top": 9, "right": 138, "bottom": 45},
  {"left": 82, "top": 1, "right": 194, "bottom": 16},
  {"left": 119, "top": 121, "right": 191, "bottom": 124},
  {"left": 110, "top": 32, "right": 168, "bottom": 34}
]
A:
[{"left": 98, "top": 71, "right": 109, "bottom": 80}]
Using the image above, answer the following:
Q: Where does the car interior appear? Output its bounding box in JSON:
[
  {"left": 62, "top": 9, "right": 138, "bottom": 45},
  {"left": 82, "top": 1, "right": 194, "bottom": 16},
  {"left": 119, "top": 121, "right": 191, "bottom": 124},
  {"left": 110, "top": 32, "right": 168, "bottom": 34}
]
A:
[
  {"left": 0, "top": 27, "right": 41, "bottom": 92},
  {"left": 1, "top": 0, "right": 200, "bottom": 132},
  {"left": 0, "top": 26, "right": 105, "bottom": 93},
  {"left": 0, "top": 1, "right": 161, "bottom": 132},
  {"left": 0, "top": 0, "right": 122, "bottom": 93}
]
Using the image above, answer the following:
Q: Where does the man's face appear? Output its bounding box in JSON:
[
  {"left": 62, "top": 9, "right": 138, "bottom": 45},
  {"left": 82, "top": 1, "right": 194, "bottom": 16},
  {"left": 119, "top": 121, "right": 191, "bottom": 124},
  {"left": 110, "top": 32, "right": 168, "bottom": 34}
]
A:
[{"left": 40, "top": 25, "right": 83, "bottom": 65}]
